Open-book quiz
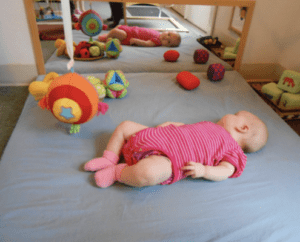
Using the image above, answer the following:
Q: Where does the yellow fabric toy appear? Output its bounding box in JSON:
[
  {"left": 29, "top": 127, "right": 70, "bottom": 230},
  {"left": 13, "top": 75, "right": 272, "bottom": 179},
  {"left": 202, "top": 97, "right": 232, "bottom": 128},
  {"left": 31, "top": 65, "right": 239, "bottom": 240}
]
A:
[{"left": 28, "top": 72, "right": 59, "bottom": 101}]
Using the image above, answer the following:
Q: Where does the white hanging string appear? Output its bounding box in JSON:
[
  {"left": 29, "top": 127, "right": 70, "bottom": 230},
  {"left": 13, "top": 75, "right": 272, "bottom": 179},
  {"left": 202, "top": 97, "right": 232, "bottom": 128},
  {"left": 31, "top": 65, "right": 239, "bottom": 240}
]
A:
[{"left": 61, "top": 0, "right": 75, "bottom": 72}]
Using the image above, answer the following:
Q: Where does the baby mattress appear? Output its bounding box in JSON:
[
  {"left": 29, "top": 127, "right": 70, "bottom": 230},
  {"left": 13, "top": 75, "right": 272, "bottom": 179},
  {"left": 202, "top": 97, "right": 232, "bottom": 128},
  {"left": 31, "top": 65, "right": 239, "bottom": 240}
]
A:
[
  {"left": 0, "top": 71, "right": 299, "bottom": 242},
  {"left": 44, "top": 30, "right": 233, "bottom": 74}
]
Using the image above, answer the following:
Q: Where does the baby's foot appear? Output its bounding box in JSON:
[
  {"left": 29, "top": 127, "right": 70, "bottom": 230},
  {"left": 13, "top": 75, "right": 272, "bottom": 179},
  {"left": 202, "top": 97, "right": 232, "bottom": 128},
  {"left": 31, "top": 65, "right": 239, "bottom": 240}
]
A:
[
  {"left": 84, "top": 150, "right": 119, "bottom": 171},
  {"left": 98, "top": 34, "right": 108, "bottom": 42},
  {"left": 94, "top": 164, "right": 127, "bottom": 188}
]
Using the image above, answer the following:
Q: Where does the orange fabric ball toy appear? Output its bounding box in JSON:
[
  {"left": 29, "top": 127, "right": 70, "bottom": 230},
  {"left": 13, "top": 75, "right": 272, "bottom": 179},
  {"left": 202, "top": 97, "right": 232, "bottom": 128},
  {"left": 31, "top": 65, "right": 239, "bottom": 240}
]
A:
[
  {"left": 164, "top": 50, "right": 180, "bottom": 62},
  {"left": 176, "top": 71, "right": 200, "bottom": 90}
]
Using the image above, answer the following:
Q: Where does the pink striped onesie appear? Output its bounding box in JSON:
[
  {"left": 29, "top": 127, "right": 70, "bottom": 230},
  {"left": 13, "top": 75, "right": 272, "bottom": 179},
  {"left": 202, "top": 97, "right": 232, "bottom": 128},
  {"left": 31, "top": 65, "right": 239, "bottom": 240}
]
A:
[{"left": 121, "top": 121, "right": 247, "bottom": 185}]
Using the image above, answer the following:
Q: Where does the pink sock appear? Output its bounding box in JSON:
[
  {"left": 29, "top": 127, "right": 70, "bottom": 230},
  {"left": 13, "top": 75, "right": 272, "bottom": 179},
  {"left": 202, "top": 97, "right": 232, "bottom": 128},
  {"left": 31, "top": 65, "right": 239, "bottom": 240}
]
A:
[
  {"left": 98, "top": 34, "right": 108, "bottom": 42},
  {"left": 94, "top": 164, "right": 127, "bottom": 188},
  {"left": 84, "top": 150, "right": 119, "bottom": 171}
]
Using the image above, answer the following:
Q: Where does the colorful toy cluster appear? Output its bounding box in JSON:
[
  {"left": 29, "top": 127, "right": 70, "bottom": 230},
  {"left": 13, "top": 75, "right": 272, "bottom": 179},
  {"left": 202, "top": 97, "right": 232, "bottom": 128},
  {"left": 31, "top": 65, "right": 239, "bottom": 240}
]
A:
[
  {"left": 262, "top": 70, "right": 300, "bottom": 110},
  {"left": 55, "top": 39, "right": 122, "bottom": 60}
]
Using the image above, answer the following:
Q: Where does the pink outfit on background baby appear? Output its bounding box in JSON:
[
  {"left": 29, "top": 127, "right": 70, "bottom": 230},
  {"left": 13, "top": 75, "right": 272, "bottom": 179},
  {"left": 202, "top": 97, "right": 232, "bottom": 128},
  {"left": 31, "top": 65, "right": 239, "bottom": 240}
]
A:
[
  {"left": 122, "top": 122, "right": 247, "bottom": 184},
  {"left": 117, "top": 25, "right": 162, "bottom": 46}
]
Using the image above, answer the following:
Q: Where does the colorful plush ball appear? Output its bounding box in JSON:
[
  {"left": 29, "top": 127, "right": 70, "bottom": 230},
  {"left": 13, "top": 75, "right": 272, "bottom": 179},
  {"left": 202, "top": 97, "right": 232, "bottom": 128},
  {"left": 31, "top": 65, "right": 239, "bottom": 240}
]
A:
[
  {"left": 77, "top": 10, "right": 103, "bottom": 38},
  {"left": 176, "top": 71, "right": 200, "bottom": 90},
  {"left": 103, "top": 70, "right": 129, "bottom": 98},
  {"left": 105, "top": 38, "right": 123, "bottom": 58},
  {"left": 38, "top": 73, "right": 105, "bottom": 125},
  {"left": 194, "top": 49, "right": 209, "bottom": 64},
  {"left": 207, "top": 63, "right": 225, "bottom": 81},
  {"left": 164, "top": 50, "right": 180, "bottom": 62}
]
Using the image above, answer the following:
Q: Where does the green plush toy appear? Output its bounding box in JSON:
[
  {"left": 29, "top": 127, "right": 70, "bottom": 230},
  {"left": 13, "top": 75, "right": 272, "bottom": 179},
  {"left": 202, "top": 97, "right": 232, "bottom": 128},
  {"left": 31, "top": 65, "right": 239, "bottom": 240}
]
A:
[
  {"left": 261, "top": 70, "right": 300, "bottom": 110},
  {"left": 86, "top": 76, "right": 106, "bottom": 99}
]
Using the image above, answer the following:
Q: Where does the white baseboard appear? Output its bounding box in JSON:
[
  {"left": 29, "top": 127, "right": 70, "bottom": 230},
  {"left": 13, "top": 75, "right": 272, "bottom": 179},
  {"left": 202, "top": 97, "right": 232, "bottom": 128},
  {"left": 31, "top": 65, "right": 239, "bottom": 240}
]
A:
[
  {"left": 239, "top": 63, "right": 286, "bottom": 80},
  {"left": 0, "top": 64, "right": 38, "bottom": 86}
]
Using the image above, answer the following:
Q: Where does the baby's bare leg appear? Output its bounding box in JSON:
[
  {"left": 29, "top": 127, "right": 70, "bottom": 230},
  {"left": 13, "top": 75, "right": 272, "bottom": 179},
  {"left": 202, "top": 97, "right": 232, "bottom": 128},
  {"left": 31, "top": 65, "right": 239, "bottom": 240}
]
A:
[
  {"left": 106, "top": 27, "right": 127, "bottom": 42},
  {"left": 106, "top": 120, "right": 148, "bottom": 156},
  {"left": 84, "top": 121, "right": 147, "bottom": 171},
  {"left": 98, "top": 27, "right": 127, "bottom": 43},
  {"left": 120, "top": 155, "right": 172, "bottom": 187}
]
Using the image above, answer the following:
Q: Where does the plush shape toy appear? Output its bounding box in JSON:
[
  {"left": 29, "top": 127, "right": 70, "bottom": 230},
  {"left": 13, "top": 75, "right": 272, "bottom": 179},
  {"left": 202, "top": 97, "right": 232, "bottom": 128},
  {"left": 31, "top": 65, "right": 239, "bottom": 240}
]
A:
[
  {"left": 176, "top": 71, "right": 200, "bottom": 90},
  {"left": 37, "top": 73, "right": 109, "bottom": 133},
  {"left": 277, "top": 70, "right": 300, "bottom": 94},
  {"left": 28, "top": 72, "right": 59, "bottom": 100},
  {"left": 207, "top": 63, "right": 225, "bottom": 81},
  {"left": 194, "top": 49, "right": 209, "bottom": 64},
  {"left": 90, "top": 41, "right": 105, "bottom": 56},
  {"left": 164, "top": 50, "right": 180, "bottom": 62},
  {"left": 105, "top": 38, "right": 123, "bottom": 59},
  {"left": 86, "top": 76, "right": 106, "bottom": 99},
  {"left": 103, "top": 70, "right": 129, "bottom": 98}
]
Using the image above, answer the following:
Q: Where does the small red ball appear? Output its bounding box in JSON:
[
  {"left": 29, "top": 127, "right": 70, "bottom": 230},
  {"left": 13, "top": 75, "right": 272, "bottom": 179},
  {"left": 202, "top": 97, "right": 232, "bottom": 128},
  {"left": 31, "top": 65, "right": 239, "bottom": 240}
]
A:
[
  {"left": 164, "top": 50, "right": 180, "bottom": 62},
  {"left": 176, "top": 71, "right": 200, "bottom": 90},
  {"left": 194, "top": 49, "right": 209, "bottom": 64},
  {"left": 80, "top": 48, "right": 90, "bottom": 58}
]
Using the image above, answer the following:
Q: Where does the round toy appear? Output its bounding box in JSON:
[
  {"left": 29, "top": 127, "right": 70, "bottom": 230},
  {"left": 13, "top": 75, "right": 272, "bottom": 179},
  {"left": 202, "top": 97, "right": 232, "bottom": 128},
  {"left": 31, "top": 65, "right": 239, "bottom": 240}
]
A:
[
  {"left": 103, "top": 70, "right": 129, "bottom": 98},
  {"left": 176, "top": 71, "right": 200, "bottom": 90},
  {"left": 105, "top": 38, "right": 123, "bottom": 59},
  {"left": 194, "top": 49, "right": 209, "bottom": 64},
  {"left": 37, "top": 73, "right": 109, "bottom": 133},
  {"left": 77, "top": 10, "right": 103, "bottom": 41},
  {"left": 207, "top": 63, "right": 225, "bottom": 81},
  {"left": 164, "top": 50, "right": 180, "bottom": 62}
]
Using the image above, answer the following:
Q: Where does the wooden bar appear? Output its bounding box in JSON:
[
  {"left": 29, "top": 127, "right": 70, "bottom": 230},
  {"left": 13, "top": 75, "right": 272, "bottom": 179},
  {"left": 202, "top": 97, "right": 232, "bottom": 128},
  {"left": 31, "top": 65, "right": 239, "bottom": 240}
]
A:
[{"left": 25, "top": 0, "right": 256, "bottom": 75}]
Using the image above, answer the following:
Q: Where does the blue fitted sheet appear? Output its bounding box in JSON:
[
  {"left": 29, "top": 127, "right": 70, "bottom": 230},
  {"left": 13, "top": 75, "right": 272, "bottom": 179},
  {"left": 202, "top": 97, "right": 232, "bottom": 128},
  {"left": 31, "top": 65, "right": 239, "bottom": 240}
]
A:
[
  {"left": 0, "top": 71, "right": 299, "bottom": 242},
  {"left": 44, "top": 30, "right": 233, "bottom": 74}
]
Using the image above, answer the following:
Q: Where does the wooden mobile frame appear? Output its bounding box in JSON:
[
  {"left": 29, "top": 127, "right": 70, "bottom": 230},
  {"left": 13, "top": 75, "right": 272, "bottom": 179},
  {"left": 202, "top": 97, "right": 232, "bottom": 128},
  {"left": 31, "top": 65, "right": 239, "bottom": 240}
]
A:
[{"left": 24, "top": 0, "right": 256, "bottom": 75}]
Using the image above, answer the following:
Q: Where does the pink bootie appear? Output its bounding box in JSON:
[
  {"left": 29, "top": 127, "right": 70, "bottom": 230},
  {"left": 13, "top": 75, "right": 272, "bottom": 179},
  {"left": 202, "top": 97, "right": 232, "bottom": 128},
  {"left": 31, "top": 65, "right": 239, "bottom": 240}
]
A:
[
  {"left": 94, "top": 164, "right": 127, "bottom": 188},
  {"left": 84, "top": 150, "right": 119, "bottom": 172}
]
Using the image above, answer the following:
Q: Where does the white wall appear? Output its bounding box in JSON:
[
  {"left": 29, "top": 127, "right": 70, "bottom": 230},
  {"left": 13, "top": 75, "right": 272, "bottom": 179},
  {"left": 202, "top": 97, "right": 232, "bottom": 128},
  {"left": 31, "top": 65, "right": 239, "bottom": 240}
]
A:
[
  {"left": 0, "top": 0, "right": 35, "bottom": 66},
  {"left": 214, "top": 0, "right": 300, "bottom": 72}
]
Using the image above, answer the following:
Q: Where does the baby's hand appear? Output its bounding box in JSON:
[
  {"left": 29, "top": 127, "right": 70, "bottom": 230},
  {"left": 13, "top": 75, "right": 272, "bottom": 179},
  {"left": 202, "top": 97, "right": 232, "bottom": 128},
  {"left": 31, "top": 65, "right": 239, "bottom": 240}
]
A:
[{"left": 182, "top": 161, "right": 205, "bottom": 178}]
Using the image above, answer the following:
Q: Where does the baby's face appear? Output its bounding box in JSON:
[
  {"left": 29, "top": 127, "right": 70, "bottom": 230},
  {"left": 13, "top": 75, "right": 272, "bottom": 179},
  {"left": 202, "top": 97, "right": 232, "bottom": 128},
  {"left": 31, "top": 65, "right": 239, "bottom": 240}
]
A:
[
  {"left": 217, "top": 111, "right": 254, "bottom": 132},
  {"left": 160, "top": 31, "right": 180, "bottom": 47}
]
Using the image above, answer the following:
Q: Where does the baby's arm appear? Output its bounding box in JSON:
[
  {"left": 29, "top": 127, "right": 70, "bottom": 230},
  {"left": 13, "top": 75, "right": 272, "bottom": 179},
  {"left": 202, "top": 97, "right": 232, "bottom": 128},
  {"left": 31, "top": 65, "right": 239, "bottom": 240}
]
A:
[
  {"left": 182, "top": 161, "right": 235, "bottom": 182},
  {"left": 157, "top": 122, "right": 185, "bottom": 127},
  {"left": 130, "top": 38, "right": 156, "bottom": 47}
]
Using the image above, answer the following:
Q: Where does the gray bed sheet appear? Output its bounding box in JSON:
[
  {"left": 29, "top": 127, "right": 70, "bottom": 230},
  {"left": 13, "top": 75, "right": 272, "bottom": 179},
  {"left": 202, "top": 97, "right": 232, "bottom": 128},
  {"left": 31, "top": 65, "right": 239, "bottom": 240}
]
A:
[
  {"left": 44, "top": 30, "right": 233, "bottom": 74},
  {"left": 1, "top": 71, "right": 299, "bottom": 242}
]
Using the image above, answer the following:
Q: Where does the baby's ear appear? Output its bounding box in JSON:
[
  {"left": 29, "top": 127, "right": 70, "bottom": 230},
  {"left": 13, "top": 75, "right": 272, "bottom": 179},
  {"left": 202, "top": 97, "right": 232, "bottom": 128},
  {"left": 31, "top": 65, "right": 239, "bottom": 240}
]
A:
[{"left": 236, "top": 124, "right": 249, "bottom": 133}]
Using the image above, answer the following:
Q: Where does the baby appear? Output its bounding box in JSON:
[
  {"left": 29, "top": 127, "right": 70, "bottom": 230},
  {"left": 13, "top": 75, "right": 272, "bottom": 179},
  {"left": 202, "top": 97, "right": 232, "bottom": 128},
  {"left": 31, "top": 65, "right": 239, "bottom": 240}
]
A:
[
  {"left": 98, "top": 25, "right": 181, "bottom": 47},
  {"left": 84, "top": 111, "right": 268, "bottom": 188}
]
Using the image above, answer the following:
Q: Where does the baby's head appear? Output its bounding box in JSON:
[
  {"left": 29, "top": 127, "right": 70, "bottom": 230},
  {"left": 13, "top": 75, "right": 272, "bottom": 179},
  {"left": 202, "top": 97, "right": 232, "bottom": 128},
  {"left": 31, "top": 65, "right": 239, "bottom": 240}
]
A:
[
  {"left": 159, "top": 31, "right": 181, "bottom": 47},
  {"left": 217, "top": 111, "right": 268, "bottom": 153}
]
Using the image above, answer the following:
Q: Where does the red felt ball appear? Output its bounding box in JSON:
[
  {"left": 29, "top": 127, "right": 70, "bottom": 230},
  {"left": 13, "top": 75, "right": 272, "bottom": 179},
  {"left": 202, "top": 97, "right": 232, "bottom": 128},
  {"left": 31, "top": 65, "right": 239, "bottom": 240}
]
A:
[
  {"left": 80, "top": 48, "right": 90, "bottom": 58},
  {"left": 194, "top": 49, "right": 209, "bottom": 64},
  {"left": 164, "top": 50, "right": 180, "bottom": 62},
  {"left": 176, "top": 71, "right": 200, "bottom": 90}
]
